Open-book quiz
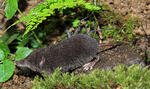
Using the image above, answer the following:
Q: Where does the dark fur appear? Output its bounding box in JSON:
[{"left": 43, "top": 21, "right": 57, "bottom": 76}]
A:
[{"left": 16, "top": 34, "right": 99, "bottom": 74}]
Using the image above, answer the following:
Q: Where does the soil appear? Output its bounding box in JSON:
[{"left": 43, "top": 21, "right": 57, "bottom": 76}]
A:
[
  {"left": 99, "top": 0, "right": 150, "bottom": 35},
  {"left": 0, "top": 0, "right": 150, "bottom": 89}
]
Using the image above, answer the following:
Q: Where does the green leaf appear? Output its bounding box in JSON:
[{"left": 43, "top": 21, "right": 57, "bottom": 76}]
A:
[
  {"left": 0, "top": 32, "right": 19, "bottom": 45},
  {"left": 72, "top": 19, "right": 80, "bottom": 27},
  {"left": 17, "top": 38, "right": 29, "bottom": 47},
  {"left": 17, "top": 36, "right": 29, "bottom": 47},
  {"left": 0, "top": 42, "right": 10, "bottom": 57},
  {"left": 31, "top": 40, "right": 40, "bottom": 48},
  {"left": 0, "top": 49, "right": 5, "bottom": 61},
  {"left": 15, "top": 47, "right": 33, "bottom": 61},
  {"left": 0, "top": 59, "right": 15, "bottom": 82},
  {"left": 4, "top": 0, "right": 18, "bottom": 19},
  {"left": 5, "top": 33, "right": 19, "bottom": 45}
]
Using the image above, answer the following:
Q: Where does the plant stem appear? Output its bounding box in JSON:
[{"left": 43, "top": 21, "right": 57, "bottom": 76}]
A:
[
  {"left": 32, "top": 31, "right": 42, "bottom": 47},
  {"left": 0, "top": 0, "right": 6, "bottom": 9},
  {"left": 4, "top": 8, "right": 24, "bottom": 33},
  {"left": 17, "top": 8, "right": 24, "bottom": 17}
]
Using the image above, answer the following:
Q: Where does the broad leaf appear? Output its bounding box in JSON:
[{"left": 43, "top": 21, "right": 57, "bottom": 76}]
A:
[
  {"left": 15, "top": 47, "right": 33, "bottom": 61},
  {"left": 0, "top": 49, "right": 5, "bottom": 61},
  {"left": 4, "top": 0, "right": 18, "bottom": 19},
  {"left": 0, "top": 59, "right": 15, "bottom": 82},
  {"left": 0, "top": 31, "right": 19, "bottom": 45},
  {"left": 0, "top": 42, "right": 10, "bottom": 57},
  {"left": 16, "top": 34, "right": 29, "bottom": 47},
  {"left": 17, "top": 37, "right": 29, "bottom": 47},
  {"left": 72, "top": 19, "right": 80, "bottom": 27}
]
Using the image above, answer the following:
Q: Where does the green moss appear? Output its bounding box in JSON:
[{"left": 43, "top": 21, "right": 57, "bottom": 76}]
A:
[
  {"left": 32, "top": 64, "right": 150, "bottom": 89},
  {"left": 99, "top": 10, "right": 139, "bottom": 42}
]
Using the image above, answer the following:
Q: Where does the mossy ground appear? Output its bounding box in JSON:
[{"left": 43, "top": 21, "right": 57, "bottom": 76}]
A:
[{"left": 32, "top": 64, "right": 150, "bottom": 89}]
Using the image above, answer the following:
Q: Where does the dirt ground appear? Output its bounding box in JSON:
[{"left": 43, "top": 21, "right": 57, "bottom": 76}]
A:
[
  {"left": 99, "top": 0, "right": 150, "bottom": 35},
  {"left": 0, "top": 0, "right": 150, "bottom": 89}
]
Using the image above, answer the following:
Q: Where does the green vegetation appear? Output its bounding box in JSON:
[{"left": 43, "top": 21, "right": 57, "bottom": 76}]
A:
[
  {"left": 98, "top": 10, "right": 139, "bottom": 41},
  {"left": 0, "top": 29, "right": 44, "bottom": 82},
  {"left": 33, "top": 64, "right": 150, "bottom": 89},
  {"left": 141, "top": 50, "right": 150, "bottom": 64},
  {"left": 5, "top": 0, "right": 138, "bottom": 42},
  {"left": 3, "top": 0, "right": 138, "bottom": 43},
  {"left": 4, "top": 0, "right": 18, "bottom": 19},
  {"left": 0, "top": 0, "right": 141, "bottom": 83},
  {"left": 0, "top": 0, "right": 101, "bottom": 82},
  {"left": 7, "top": 0, "right": 100, "bottom": 36},
  {"left": 0, "top": 42, "right": 32, "bottom": 82}
]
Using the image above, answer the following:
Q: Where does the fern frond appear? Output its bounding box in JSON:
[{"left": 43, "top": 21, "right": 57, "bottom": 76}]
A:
[{"left": 14, "top": 0, "right": 101, "bottom": 36}]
